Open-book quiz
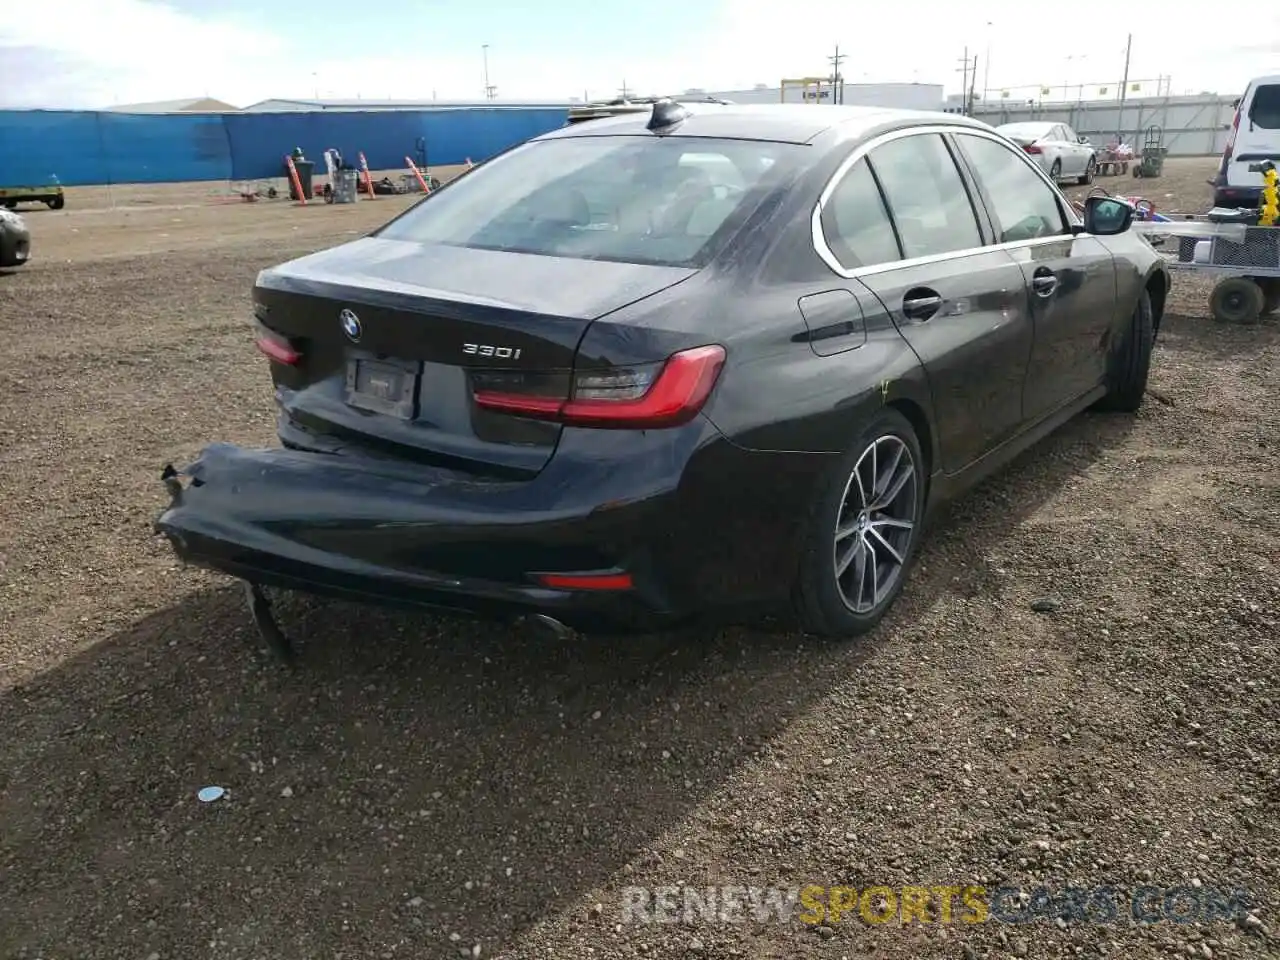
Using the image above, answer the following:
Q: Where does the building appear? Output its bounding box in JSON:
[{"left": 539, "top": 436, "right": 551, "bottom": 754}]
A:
[
  {"left": 241, "top": 98, "right": 573, "bottom": 112},
  {"left": 103, "top": 97, "right": 240, "bottom": 112},
  {"left": 241, "top": 85, "right": 944, "bottom": 114},
  {"left": 704, "top": 82, "right": 945, "bottom": 111}
]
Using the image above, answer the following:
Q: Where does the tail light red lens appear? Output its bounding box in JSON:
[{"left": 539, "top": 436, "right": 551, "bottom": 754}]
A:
[
  {"left": 254, "top": 321, "right": 301, "bottom": 365},
  {"left": 1215, "top": 105, "right": 1242, "bottom": 185},
  {"left": 1024, "top": 144, "right": 1043, "bottom": 155},
  {"left": 472, "top": 344, "right": 726, "bottom": 429},
  {"left": 535, "top": 571, "right": 634, "bottom": 591}
]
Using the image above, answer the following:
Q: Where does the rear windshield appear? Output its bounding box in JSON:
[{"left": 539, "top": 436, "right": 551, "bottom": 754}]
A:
[
  {"left": 1248, "top": 84, "right": 1280, "bottom": 129},
  {"left": 375, "top": 135, "right": 801, "bottom": 268}
]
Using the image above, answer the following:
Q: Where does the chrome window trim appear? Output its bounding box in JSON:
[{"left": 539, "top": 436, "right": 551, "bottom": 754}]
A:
[{"left": 811, "top": 124, "right": 1081, "bottom": 280}]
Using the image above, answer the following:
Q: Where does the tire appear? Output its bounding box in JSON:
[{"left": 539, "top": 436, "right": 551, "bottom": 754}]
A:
[
  {"left": 1096, "top": 288, "right": 1154, "bottom": 412},
  {"left": 1050, "top": 159, "right": 1062, "bottom": 181},
  {"left": 1077, "top": 156, "right": 1096, "bottom": 185},
  {"left": 1, "top": 201, "right": 15, "bottom": 210},
  {"left": 47, "top": 194, "right": 65, "bottom": 210},
  {"left": 1210, "top": 277, "right": 1264, "bottom": 325},
  {"left": 0, "top": 239, "right": 26, "bottom": 269},
  {"left": 1259, "top": 278, "right": 1280, "bottom": 315},
  {"left": 793, "top": 408, "right": 927, "bottom": 639}
]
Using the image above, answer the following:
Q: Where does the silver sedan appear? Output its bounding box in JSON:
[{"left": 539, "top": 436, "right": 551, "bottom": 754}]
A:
[{"left": 995, "top": 121, "right": 1097, "bottom": 185}]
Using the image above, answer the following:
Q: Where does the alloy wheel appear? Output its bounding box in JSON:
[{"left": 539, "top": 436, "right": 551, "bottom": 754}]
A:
[{"left": 832, "top": 435, "right": 919, "bottom": 614}]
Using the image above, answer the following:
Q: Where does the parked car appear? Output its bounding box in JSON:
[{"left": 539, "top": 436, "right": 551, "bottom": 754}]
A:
[
  {"left": 1212, "top": 75, "right": 1280, "bottom": 208},
  {"left": 0, "top": 207, "right": 31, "bottom": 268},
  {"left": 156, "top": 101, "right": 1170, "bottom": 646},
  {"left": 995, "top": 121, "right": 1097, "bottom": 184}
]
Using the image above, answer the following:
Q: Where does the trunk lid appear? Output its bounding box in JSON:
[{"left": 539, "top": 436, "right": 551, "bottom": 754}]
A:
[{"left": 253, "top": 236, "right": 697, "bottom": 477}]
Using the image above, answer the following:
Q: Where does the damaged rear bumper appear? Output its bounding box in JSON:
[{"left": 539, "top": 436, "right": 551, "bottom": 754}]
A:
[{"left": 154, "top": 441, "right": 690, "bottom": 633}]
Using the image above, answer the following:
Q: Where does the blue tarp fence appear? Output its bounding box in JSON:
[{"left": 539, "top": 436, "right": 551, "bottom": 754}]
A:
[{"left": 0, "top": 108, "right": 568, "bottom": 186}]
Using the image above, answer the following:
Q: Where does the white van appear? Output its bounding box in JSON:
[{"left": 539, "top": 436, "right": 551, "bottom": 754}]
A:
[{"left": 1213, "top": 75, "right": 1280, "bottom": 207}]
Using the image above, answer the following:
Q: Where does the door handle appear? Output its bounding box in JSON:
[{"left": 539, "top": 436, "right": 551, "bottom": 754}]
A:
[
  {"left": 902, "top": 289, "right": 943, "bottom": 322},
  {"left": 1032, "top": 271, "right": 1059, "bottom": 298}
]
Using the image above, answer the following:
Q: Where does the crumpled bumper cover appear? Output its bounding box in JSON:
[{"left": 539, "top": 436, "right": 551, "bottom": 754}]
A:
[{"left": 154, "top": 442, "right": 684, "bottom": 630}]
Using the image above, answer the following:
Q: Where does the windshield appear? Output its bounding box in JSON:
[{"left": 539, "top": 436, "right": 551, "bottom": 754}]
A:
[
  {"left": 375, "top": 135, "right": 801, "bottom": 268},
  {"left": 998, "top": 123, "right": 1054, "bottom": 141}
]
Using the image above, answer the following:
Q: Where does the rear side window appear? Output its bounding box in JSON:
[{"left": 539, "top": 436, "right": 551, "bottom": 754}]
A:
[
  {"left": 1248, "top": 84, "right": 1280, "bottom": 129},
  {"left": 820, "top": 159, "right": 901, "bottom": 268},
  {"left": 955, "top": 133, "right": 1067, "bottom": 243},
  {"left": 866, "top": 133, "right": 983, "bottom": 259},
  {"left": 375, "top": 136, "right": 799, "bottom": 268}
]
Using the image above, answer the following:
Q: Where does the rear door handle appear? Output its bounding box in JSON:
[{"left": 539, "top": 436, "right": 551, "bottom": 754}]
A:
[
  {"left": 902, "top": 289, "right": 943, "bottom": 322},
  {"left": 1032, "top": 271, "right": 1059, "bottom": 298}
]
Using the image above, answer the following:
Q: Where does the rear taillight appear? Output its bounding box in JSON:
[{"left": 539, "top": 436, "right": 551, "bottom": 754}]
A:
[
  {"left": 1216, "top": 106, "right": 1242, "bottom": 184},
  {"left": 535, "top": 571, "right": 634, "bottom": 591},
  {"left": 1024, "top": 144, "right": 1043, "bottom": 155},
  {"left": 254, "top": 321, "right": 301, "bottom": 365},
  {"left": 472, "top": 344, "right": 726, "bottom": 429}
]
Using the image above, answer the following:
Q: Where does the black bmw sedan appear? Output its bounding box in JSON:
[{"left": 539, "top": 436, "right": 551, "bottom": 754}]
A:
[{"left": 156, "top": 100, "right": 1170, "bottom": 645}]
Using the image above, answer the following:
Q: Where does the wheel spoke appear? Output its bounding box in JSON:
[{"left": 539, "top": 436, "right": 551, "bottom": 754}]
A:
[
  {"left": 865, "top": 537, "right": 880, "bottom": 605},
  {"left": 836, "top": 538, "right": 859, "bottom": 578},
  {"left": 835, "top": 517, "right": 860, "bottom": 542},
  {"left": 852, "top": 539, "right": 870, "bottom": 608},
  {"left": 870, "top": 517, "right": 913, "bottom": 532},
  {"left": 873, "top": 443, "right": 905, "bottom": 502},
  {"left": 871, "top": 459, "right": 914, "bottom": 512},
  {"left": 868, "top": 526, "right": 904, "bottom": 565}
]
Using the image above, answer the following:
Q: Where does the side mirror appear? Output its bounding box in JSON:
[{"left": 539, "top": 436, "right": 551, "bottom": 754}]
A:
[
  {"left": 1078, "top": 136, "right": 1089, "bottom": 144},
  {"left": 1082, "top": 195, "right": 1133, "bottom": 235}
]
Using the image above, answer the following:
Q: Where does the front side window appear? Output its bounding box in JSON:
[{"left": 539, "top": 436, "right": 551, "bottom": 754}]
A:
[
  {"left": 954, "top": 133, "right": 1068, "bottom": 243},
  {"left": 866, "top": 133, "right": 983, "bottom": 259},
  {"left": 375, "top": 136, "right": 799, "bottom": 268},
  {"left": 820, "top": 158, "right": 901, "bottom": 269}
]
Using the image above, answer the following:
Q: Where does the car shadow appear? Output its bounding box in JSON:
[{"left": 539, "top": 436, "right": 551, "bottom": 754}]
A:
[
  {"left": 1157, "top": 307, "right": 1280, "bottom": 362},
  {"left": 0, "top": 410, "right": 1139, "bottom": 958}
]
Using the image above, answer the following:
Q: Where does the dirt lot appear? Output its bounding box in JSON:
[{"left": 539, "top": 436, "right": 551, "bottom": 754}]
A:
[{"left": 0, "top": 157, "right": 1276, "bottom": 960}]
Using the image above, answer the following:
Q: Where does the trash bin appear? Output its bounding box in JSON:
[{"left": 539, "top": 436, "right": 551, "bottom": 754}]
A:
[
  {"left": 286, "top": 159, "right": 314, "bottom": 200},
  {"left": 331, "top": 168, "right": 359, "bottom": 204}
]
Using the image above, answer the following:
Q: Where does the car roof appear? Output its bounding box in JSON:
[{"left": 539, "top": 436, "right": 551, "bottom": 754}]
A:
[{"left": 537, "top": 102, "right": 995, "bottom": 146}]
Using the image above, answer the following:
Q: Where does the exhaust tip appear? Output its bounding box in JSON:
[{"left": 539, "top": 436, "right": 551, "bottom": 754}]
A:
[{"left": 523, "top": 613, "right": 575, "bottom": 640}]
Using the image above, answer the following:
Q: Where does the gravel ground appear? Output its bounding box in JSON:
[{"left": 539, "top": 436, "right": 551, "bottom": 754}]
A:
[{"left": 0, "top": 157, "right": 1276, "bottom": 960}]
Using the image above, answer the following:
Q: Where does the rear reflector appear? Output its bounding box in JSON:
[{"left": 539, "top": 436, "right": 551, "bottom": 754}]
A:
[
  {"left": 535, "top": 572, "right": 634, "bottom": 591},
  {"left": 253, "top": 321, "right": 301, "bottom": 365},
  {"left": 473, "top": 344, "right": 726, "bottom": 429}
]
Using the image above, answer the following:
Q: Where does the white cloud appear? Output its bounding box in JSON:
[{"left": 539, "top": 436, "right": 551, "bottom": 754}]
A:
[
  {"left": 0, "top": 0, "right": 285, "bottom": 107},
  {"left": 1, "top": 0, "right": 1277, "bottom": 108}
]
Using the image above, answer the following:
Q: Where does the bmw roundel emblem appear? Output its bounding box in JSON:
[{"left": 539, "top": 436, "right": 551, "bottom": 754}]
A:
[{"left": 339, "top": 308, "right": 362, "bottom": 342}]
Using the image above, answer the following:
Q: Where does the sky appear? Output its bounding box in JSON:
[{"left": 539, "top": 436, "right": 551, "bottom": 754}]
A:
[{"left": 0, "top": 0, "right": 1277, "bottom": 109}]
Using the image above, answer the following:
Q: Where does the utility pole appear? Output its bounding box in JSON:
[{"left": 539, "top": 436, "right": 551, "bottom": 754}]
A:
[
  {"left": 982, "top": 20, "right": 992, "bottom": 101},
  {"left": 482, "top": 44, "right": 496, "bottom": 100},
  {"left": 1116, "top": 32, "right": 1132, "bottom": 143},
  {"left": 956, "top": 47, "right": 975, "bottom": 115},
  {"left": 828, "top": 44, "right": 846, "bottom": 104},
  {"left": 618, "top": 79, "right": 631, "bottom": 100},
  {"left": 969, "top": 56, "right": 978, "bottom": 115}
]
